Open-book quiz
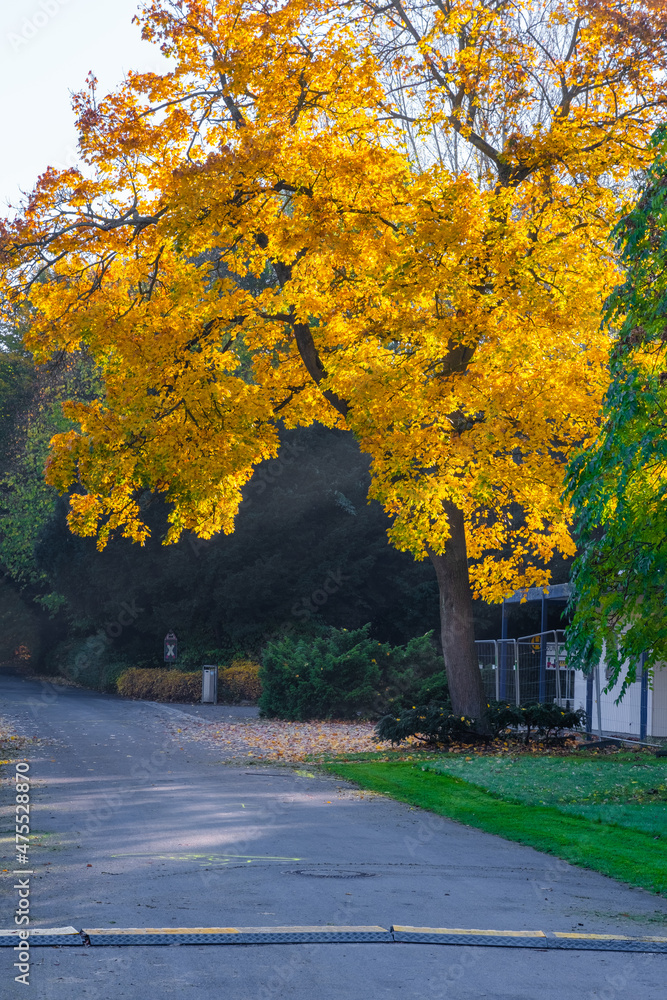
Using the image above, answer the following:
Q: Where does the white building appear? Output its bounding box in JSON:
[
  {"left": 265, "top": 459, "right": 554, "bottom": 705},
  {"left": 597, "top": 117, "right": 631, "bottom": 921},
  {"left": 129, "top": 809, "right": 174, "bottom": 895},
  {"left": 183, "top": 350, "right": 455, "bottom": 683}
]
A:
[
  {"left": 500, "top": 583, "right": 667, "bottom": 739},
  {"left": 573, "top": 659, "right": 667, "bottom": 740}
]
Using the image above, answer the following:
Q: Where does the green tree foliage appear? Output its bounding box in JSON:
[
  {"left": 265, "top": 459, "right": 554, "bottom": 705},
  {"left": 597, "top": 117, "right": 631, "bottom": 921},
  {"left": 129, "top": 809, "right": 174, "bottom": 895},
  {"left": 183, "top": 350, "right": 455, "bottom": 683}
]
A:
[
  {"left": 0, "top": 316, "right": 100, "bottom": 604},
  {"left": 0, "top": 408, "right": 63, "bottom": 594},
  {"left": 567, "top": 126, "right": 667, "bottom": 693},
  {"left": 0, "top": 331, "right": 44, "bottom": 583}
]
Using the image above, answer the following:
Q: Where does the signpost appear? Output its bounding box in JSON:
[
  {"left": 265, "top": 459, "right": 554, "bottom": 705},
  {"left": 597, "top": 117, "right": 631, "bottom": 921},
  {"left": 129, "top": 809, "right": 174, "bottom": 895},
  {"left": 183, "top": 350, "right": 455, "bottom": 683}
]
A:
[{"left": 164, "top": 631, "right": 177, "bottom": 664}]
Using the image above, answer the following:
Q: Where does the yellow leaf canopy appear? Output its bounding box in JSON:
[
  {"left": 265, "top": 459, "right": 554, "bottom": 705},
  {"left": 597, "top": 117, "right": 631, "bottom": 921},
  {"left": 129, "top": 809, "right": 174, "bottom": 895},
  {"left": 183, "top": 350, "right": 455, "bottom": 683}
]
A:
[{"left": 1, "top": 0, "right": 665, "bottom": 601}]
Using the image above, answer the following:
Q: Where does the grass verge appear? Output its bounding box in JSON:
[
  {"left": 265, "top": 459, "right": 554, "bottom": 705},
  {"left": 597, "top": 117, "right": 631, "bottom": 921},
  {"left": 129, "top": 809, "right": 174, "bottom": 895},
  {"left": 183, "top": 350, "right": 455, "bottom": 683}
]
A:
[
  {"left": 322, "top": 760, "right": 667, "bottom": 896},
  {"left": 420, "top": 752, "right": 667, "bottom": 836}
]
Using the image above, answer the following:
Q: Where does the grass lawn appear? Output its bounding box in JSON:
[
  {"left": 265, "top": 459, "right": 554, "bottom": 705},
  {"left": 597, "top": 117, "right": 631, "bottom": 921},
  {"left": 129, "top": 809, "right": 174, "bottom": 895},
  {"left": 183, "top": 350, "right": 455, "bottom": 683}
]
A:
[
  {"left": 321, "top": 755, "right": 667, "bottom": 896},
  {"left": 420, "top": 753, "right": 667, "bottom": 836}
]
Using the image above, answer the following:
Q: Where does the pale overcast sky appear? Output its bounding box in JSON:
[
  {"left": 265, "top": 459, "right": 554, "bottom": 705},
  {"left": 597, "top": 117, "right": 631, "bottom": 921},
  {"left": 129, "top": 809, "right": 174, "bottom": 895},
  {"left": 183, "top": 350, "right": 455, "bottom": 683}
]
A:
[{"left": 0, "top": 0, "right": 168, "bottom": 211}]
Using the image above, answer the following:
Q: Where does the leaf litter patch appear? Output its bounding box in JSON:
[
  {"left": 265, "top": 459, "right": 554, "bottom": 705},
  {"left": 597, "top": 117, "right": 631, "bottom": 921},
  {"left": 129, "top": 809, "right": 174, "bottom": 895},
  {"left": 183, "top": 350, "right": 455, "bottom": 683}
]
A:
[{"left": 165, "top": 718, "right": 389, "bottom": 762}]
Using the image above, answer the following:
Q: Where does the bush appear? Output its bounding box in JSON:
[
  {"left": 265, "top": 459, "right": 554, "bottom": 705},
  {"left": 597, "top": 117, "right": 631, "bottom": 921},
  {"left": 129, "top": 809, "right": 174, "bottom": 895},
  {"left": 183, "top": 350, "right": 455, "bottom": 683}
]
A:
[
  {"left": 485, "top": 702, "right": 525, "bottom": 737},
  {"left": 530, "top": 703, "right": 586, "bottom": 739},
  {"left": 376, "top": 634, "right": 448, "bottom": 712},
  {"left": 259, "top": 626, "right": 380, "bottom": 719},
  {"left": 219, "top": 659, "right": 262, "bottom": 702},
  {"left": 401, "top": 670, "right": 450, "bottom": 710},
  {"left": 259, "top": 626, "right": 444, "bottom": 720},
  {"left": 116, "top": 661, "right": 262, "bottom": 704},
  {"left": 375, "top": 705, "right": 475, "bottom": 745},
  {"left": 487, "top": 701, "right": 586, "bottom": 743},
  {"left": 486, "top": 701, "right": 587, "bottom": 743},
  {"left": 117, "top": 668, "right": 201, "bottom": 702},
  {"left": 376, "top": 701, "right": 587, "bottom": 747}
]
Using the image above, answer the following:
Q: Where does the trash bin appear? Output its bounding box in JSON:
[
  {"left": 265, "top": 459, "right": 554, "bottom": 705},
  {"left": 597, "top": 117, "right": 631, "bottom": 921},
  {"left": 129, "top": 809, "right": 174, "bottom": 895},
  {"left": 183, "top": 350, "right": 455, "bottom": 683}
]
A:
[{"left": 201, "top": 665, "right": 218, "bottom": 704}]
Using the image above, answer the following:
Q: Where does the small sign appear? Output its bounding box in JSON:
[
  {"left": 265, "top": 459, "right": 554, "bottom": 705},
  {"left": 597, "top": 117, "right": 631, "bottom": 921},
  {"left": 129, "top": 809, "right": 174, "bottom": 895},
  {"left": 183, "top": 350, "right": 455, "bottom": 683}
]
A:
[
  {"left": 545, "top": 642, "right": 567, "bottom": 669},
  {"left": 164, "top": 631, "right": 177, "bottom": 663}
]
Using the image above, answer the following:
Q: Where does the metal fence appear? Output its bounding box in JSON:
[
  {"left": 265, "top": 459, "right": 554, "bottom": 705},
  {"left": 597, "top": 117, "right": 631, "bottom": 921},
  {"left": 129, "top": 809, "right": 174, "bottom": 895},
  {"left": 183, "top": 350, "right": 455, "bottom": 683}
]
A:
[
  {"left": 477, "top": 632, "right": 663, "bottom": 740},
  {"left": 476, "top": 630, "right": 576, "bottom": 707}
]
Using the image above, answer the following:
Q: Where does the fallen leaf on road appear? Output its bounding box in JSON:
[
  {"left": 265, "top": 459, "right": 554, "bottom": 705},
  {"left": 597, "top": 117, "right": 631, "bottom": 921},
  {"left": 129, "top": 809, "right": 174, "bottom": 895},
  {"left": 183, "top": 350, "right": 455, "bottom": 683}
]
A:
[{"left": 166, "top": 718, "right": 391, "bottom": 762}]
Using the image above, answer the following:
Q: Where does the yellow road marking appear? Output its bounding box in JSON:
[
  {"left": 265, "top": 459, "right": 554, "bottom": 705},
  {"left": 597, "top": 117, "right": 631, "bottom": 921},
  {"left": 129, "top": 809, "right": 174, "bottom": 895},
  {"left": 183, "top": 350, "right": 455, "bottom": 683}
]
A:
[
  {"left": 392, "top": 927, "right": 545, "bottom": 938},
  {"left": 554, "top": 932, "right": 667, "bottom": 943},
  {"left": 86, "top": 928, "right": 240, "bottom": 935}
]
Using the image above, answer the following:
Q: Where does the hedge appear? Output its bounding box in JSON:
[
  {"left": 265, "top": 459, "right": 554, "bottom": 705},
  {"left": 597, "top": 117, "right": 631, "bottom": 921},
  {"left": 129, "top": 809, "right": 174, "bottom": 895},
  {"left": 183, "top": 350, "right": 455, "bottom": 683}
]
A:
[
  {"left": 116, "top": 668, "right": 201, "bottom": 702},
  {"left": 116, "top": 660, "right": 262, "bottom": 703},
  {"left": 221, "top": 659, "right": 262, "bottom": 702}
]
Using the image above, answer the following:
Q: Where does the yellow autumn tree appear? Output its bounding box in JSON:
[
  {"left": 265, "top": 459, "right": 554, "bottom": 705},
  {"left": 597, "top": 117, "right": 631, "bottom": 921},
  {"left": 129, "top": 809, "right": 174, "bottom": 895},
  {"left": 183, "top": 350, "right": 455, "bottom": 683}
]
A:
[{"left": 1, "top": 0, "right": 666, "bottom": 719}]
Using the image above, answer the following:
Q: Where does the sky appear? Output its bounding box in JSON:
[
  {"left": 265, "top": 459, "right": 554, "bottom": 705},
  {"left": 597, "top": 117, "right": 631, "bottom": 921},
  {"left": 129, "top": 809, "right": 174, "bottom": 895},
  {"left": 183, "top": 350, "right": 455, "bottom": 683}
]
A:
[{"left": 0, "top": 0, "right": 168, "bottom": 211}]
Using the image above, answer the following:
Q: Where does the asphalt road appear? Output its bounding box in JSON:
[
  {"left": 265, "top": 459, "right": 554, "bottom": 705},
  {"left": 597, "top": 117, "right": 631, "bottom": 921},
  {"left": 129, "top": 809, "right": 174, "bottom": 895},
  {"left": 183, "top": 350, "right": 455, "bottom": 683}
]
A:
[{"left": 1, "top": 675, "right": 666, "bottom": 999}]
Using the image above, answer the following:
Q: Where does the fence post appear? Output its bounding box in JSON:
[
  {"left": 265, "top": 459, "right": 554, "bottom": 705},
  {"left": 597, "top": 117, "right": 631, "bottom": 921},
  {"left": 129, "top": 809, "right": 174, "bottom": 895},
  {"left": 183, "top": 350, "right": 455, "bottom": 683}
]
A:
[
  {"left": 558, "top": 631, "right": 573, "bottom": 703},
  {"left": 539, "top": 596, "right": 548, "bottom": 701},
  {"left": 553, "top": 632, "right": 562, "bottom": 703},
  {"left": 595, "top": 662, "right": 603, "bottom": 738},
  {"left": 514, "top": 640, "right": 520, "bottom": 706},
  {"left": 640, "top": 652, "right": 648, "bottom": 741},
  {"left": 500, "top": 601, "right": 508, "bottom": 700},
  {"left": 494, "top": 640, "right": 499, "bottom": 701}
]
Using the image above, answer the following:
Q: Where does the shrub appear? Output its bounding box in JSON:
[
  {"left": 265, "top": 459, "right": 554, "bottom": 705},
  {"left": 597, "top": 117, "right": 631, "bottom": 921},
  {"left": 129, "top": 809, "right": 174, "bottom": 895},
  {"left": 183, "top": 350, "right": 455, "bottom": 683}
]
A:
[
  {"left": 259, "top": 626, "right": 444, "bottom": 720},
  {"left": 400, "top": 670, "right": 450, "bottom": 711},
  {"left": 375, "top": 706, "right": 475, "bottom": 745},
  {"left": 117, "top": 668, "right": 201, "bottom": 702},
  {"left": 259, "top": 625, "right": 381, "bottom": 719},
  {"left": 219, "top": 659, "right": 262, "bottom": 703},
  {"left": 523, "top": 703, "right": 587, "bottom": 741},
  {"left": 376, "top": 701, "right": 586, "bottom": 747},
  {"left": 376, "top": 634, "right": 449, "bottom": 713},
  {"left": 485, "top": 702, "right": 525, "bottom": 737},
  {"left": 486, "top": 701, "right": 587, "bottom": 743}
]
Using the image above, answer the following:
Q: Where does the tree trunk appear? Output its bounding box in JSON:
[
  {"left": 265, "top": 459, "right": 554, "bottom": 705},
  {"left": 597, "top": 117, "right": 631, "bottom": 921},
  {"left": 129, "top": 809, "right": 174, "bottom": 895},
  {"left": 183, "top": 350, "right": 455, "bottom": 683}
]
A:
[{"left": 429, "top": 503, "right": 488, "bottom": 725}]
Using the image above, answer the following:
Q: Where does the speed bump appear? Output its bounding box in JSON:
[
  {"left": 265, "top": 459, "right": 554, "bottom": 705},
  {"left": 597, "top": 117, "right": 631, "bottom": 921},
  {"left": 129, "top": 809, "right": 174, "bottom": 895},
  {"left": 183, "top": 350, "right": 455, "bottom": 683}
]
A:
[
  {"left": 84, "top": 927, "right": 241, "bottom": 946},
  {"left": 1, "top": 925, "right": 666, "bottom": 952},
  {"left": 0, "top": 927, "right": 83, "bottom": 947},
  {"left": 550, "top": 931, "right": 667, "bottom": 952},
  {"left": 83, "top": 925, "right": 393, "bottom": 945},
  {"left": 390, "top": 927, "right": 667, "bottom": 953},
  {"left": 391, "top": 926, "right": 547, "bottom": 948}
]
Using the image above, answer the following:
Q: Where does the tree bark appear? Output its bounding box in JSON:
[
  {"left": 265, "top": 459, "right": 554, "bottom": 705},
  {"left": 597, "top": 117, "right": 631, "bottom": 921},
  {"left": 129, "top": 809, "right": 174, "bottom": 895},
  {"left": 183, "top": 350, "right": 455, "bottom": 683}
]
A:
[{"left": 429, "top": 503, "right": 488, "bottom": 725}]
